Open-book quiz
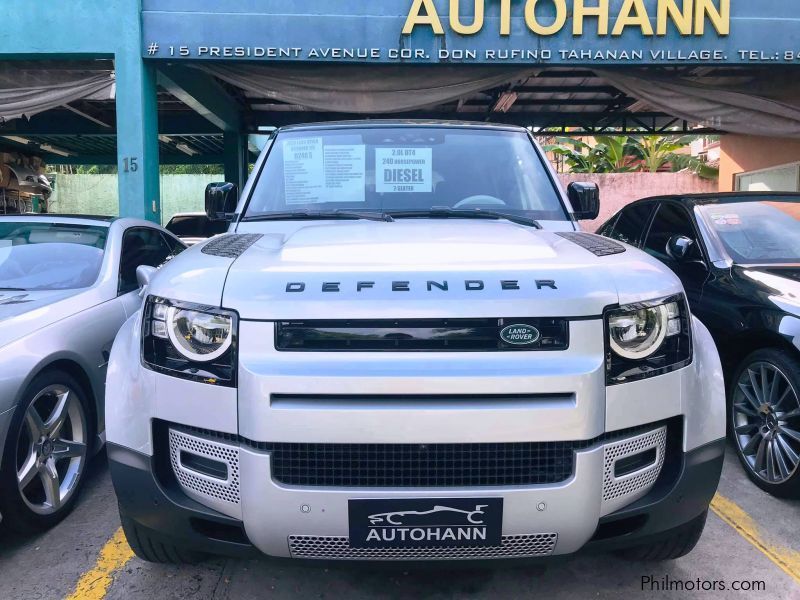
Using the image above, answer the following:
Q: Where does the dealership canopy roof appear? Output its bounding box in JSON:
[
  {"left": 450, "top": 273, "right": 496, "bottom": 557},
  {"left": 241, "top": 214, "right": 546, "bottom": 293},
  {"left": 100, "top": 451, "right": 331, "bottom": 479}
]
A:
[{"left": 0, "top": 60, "right": 769, "bottom": 165}]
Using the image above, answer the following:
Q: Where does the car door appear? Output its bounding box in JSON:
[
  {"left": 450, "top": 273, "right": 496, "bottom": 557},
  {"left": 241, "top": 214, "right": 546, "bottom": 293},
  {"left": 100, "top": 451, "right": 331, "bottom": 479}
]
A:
[
  {"left": 641, "top": 202, "right": 712, "bottom": 314},
  {"left": 118, "top": 226, "right": 184, "bottom": 318}
]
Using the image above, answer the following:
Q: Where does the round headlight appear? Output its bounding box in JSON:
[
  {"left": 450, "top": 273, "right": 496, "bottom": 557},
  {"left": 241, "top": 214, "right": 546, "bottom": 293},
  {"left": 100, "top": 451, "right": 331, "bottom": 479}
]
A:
[
  {"left": 166, "top": 307, "right": 233, "bottom": 362},
  {"left": 608, "top": 305, "right": 668, "bottom": 360}
]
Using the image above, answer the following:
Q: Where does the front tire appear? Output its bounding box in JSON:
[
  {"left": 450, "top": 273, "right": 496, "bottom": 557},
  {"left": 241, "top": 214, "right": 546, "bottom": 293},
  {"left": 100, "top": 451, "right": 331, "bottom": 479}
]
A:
[
  {"left": 617, "top": 511, "right": 707, "bottom": 561},
  {"left": 120, "top": 515, "right": 203, "bottom": 564},
  {"left": 729, "top": 348, "right": 800, "bottom": 498},
  {"left": 0, "top": 370, "right": 92, "bottom": 533}
]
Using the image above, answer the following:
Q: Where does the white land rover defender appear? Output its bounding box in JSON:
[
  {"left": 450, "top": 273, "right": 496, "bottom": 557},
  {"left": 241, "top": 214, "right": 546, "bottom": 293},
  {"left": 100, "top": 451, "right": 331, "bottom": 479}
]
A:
[{"left": 107, "top": 122, "right": 725, "bottom": 563}]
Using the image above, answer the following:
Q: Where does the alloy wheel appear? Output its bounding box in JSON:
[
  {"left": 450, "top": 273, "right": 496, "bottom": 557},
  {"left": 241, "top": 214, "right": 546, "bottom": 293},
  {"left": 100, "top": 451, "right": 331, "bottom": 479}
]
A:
[
  {"left": 732, "top": 362, "right": 800, "bottom": 485},
  {"left": 15, "top": 384, "right": 88, "bottom": 516}
]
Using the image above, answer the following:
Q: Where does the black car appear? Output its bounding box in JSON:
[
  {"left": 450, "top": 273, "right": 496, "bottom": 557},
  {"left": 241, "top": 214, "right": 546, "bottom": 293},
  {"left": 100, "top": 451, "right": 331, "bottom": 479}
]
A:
[
  {"left": 599, "top": 193, "right": 800, "bottom": 497},
  {"left": 165, "top": 212, "right": 228, "bottom": 246}
]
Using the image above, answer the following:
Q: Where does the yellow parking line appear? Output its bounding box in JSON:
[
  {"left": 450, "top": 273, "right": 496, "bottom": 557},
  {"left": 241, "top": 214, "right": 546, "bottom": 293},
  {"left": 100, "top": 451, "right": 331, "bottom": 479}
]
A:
[
  {"left": 64, "top": 527, "right": 134, "bottom": 600},
  {"left": 710, "top": 493, "right": 800, "bottom": 585}
]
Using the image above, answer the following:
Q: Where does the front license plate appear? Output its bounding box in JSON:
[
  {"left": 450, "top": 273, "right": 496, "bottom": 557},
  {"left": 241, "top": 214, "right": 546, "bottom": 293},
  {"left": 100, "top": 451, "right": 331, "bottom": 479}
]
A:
[{"left": 348, "top": 498, "right": 503, "bottom": 548}]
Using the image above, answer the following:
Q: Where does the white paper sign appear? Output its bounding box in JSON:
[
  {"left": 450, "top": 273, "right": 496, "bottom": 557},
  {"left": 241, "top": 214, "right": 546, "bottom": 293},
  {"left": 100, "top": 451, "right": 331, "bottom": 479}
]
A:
[
  {"left": 283, "top": 137, "right": 324, "bottom": 205},
  {"left": 375, "top": 148, "right": 432, "bottom": 193},
  {"left": 324, "top": 145, "right": 366, "bottom": 203}
]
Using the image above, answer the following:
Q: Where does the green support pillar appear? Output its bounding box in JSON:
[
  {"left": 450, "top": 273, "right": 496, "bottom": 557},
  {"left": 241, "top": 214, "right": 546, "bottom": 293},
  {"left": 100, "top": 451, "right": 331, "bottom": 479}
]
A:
[
  {"left": 114, "top": 53, "right": 161, "bottom": 223},
  {"left": 224, "top": 131, "right": 248, "bottom": 191}
]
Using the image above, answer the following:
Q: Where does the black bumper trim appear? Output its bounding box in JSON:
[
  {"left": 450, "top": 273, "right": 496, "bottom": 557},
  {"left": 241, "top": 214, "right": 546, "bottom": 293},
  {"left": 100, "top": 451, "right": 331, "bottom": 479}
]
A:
[
  {"left": 585, "top": 437, "right": 725, "bottom": 552},
  {"left": 108, "top": 436, "right": 725, "bottom": 560}
]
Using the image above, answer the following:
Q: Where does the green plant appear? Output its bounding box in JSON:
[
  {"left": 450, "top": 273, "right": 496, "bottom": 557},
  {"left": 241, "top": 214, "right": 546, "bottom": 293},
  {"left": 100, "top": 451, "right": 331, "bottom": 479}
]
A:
[
  {"left": 625, "top": 136, "right": 718, "bottom": 179},
  {"left": 543, "top": 137, "right": 628, "bottom": 174}
]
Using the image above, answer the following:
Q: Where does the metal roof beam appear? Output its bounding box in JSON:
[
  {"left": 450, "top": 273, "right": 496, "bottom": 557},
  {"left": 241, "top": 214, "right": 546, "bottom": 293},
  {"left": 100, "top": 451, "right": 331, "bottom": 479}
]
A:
[
  {"left": 157, "top": 66, "right": 242, "bottom": 132},
  {"left": 43, "top": 154, "right": 226, "bottom": 166},
  {"left": 0, "top": 112, "right": 221, "bottom": 136}
]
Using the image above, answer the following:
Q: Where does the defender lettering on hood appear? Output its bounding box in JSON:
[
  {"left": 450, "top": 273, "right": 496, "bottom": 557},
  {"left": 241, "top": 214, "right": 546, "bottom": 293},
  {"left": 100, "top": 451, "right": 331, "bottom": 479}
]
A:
[{"left": 285, "top": 279, "right": 558, "bottom": 293}]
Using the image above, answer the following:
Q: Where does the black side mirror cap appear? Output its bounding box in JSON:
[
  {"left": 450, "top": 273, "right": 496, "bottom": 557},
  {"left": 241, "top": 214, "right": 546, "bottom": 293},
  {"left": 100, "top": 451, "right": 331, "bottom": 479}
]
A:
[
  {"left": 205, "top": 182, "right": 239, "bottom": 222},
  {"left": 567, "top": 182, "right": 600, "bottom": 221},
  {"left": 666, "top": 235, "right": 696, "bottom": 262}
]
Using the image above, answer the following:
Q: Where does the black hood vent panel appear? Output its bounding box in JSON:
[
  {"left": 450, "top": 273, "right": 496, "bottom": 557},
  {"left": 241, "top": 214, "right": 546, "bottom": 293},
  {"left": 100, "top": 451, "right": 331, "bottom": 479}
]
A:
[
  {"left": 557, "top": 232, "right": 626, "bottom": 257},
  {"left": 201, "top": 234, "right": 262, "bottom": 258}
]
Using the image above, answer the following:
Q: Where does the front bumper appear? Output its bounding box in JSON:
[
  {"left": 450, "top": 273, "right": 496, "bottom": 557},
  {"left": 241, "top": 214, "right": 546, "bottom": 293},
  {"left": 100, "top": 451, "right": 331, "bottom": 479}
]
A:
[
  {"left": 109, "top": 421, "right": 724, "bottom": 561},
  {"left": 106, "top": 314, "right": 727, "bottom": 561}
]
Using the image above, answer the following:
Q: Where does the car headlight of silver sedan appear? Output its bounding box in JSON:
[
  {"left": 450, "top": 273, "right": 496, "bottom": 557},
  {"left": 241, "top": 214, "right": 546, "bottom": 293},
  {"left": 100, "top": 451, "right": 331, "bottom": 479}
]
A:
[
  {"left": 605, "top": 295, "right": 692, "bottom": 385},
  {"left": 142, "top": 296, "right": 238, "bottom": 386}
]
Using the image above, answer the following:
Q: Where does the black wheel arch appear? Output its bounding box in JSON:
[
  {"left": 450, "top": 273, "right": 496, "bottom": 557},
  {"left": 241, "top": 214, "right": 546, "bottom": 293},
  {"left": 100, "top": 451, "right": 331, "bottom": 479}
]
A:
[{"left": 718, "top": 329, "right": 798, "bottom": 382}]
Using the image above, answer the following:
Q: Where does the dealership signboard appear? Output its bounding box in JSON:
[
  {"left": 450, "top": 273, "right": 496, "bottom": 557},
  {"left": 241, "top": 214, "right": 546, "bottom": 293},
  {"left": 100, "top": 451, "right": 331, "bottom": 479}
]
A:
[{"left": 142, "top": 0, "right": 800, "bottom": 65}]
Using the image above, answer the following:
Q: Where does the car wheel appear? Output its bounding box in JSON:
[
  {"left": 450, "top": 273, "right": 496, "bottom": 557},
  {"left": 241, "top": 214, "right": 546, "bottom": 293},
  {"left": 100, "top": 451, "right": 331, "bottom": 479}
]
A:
[
  {"left": 617, "top": 510, "right": 707, "bottom": 561},
  {"left": 120, "top": 515, "right": 203, "bottom": 564},
  {"left": 729, "top": 348, "right": 800, "bottom": 498},
  {"left": 0, "top": 370, "right": 92, "bottom": 532}
]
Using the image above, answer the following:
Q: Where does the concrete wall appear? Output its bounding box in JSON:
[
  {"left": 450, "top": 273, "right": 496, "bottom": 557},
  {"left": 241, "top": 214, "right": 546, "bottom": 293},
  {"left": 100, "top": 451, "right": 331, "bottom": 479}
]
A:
[
  {"left": 558, "top": 172, "right": 717, "bottom": 232},
  {"left": 719, "top": 135, "right": 800, "bottom": 192},
  {"left": 48, "top": 174, "right": 222, "bottom": 225}
]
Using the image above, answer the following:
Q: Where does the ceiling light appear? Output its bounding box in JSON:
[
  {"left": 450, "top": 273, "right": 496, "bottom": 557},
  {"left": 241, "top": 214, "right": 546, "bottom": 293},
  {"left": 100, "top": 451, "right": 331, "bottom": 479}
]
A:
[
  {"left": 3, "top": 135, "right": 31, "bottom": 145},
  {"left": 175, "top": 143, "right": 198, "bottom": 156},
  {"left": 40, "top": 144, "right": 73, "bottom": 157}
]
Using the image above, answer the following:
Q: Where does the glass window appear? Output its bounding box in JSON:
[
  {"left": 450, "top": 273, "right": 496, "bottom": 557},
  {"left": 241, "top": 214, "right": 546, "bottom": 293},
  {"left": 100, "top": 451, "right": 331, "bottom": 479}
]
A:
[
  {"left": 166, "top": 215, "right": 227, "bottom": 239},
  {"left": 0, "top": 221, "right": 107, "bottom": 291},
  {"left": 161, "top": 232, "right": 187, "bottom": 258},
  {"left": 118, "top": 227, "right": 174, "bottom": 295},
  {"left": 607, "top": 203, "right": 655, "bottom": 247},
  {"left": 644, "top": 203, "right": 699, "bottom": 262},
  {"left": 244, "top": 127, "right": 568, "bottom": 221},
  {"left": 699, "top": 199, "right": 800, "bottom": 264}
]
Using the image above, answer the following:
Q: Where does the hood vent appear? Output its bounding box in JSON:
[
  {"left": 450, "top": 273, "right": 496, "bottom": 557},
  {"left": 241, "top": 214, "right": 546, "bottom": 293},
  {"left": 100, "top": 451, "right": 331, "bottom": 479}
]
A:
[
  {"left": 0, "top": 293, "right": 32, "bottom": 305},
  {"left": 557, "top": 232, "right": 626, "bottom": 257},
  {"left": 201, "top": 234, "right": 262, "bottom": 259}
]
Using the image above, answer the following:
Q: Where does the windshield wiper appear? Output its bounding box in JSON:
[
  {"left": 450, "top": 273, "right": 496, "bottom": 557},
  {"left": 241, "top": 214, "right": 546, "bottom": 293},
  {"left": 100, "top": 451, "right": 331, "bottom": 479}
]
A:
[
  {"left": 242, "top": 209, "right": 394, "bottom": 223},
  {"left": 388, "top": 207, "right": 542, "bottom": 229}
]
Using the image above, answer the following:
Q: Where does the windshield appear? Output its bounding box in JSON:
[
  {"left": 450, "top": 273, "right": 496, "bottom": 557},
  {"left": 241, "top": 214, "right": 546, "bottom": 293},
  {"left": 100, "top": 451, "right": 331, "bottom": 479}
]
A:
[
  {"left": 244, "top": 127, "right": 568, "bottom": 221},
  {"left": 699, "top": 200, "right": 800, "bottom": 264},
  {"left": 0, "top": 222, "right": 108, "bottom": 290}
]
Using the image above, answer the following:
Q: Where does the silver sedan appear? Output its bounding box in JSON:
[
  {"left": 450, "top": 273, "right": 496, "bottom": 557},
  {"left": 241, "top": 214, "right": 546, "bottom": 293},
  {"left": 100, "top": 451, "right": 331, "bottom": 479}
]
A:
[{"left": 0, "top": 215, "right": 185, "bottom": 531}]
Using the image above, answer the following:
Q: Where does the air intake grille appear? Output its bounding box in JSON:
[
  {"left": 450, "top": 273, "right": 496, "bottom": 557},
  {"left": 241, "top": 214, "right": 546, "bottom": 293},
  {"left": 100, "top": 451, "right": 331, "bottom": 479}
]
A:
[
  {"left": 288, "top": 534, "right": 557, "bottom": 560},
  {"left": 265, "top": 441, "right": 579, "bottom": 487},
  {"left": 176, "top": 422, "right": 667, "bottom": 489}
]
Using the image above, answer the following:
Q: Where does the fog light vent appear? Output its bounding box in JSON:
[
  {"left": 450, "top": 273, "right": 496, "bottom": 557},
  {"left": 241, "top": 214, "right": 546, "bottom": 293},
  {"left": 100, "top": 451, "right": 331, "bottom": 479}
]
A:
[
  {"left": 169, "top": 428, "right": 241, "bottom": 517},
  {"left": 601, "top": 426, "right": 666, "bottom": 515}
]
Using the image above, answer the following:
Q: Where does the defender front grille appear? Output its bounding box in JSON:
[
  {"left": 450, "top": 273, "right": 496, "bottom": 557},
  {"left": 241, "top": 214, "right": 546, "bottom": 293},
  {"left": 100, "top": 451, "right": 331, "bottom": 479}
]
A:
[
  {"left": 288, "top": 533, "right": 558, "bottom": 560},
  {"left": 275, "top": 318, "right": 570, "bottom": 352}
]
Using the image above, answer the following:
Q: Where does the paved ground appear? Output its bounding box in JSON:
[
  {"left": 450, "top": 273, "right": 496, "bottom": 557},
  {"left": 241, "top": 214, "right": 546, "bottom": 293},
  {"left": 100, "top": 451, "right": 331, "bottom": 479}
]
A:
[{"left": 0, "top": 444, "right": 798, "bottom": 600}]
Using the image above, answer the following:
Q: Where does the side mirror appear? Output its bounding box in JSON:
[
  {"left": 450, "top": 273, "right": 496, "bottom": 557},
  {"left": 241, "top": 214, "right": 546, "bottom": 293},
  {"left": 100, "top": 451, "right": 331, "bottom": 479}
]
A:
[
  {"left": 136, "top": 265, "right": 157, "bottom": 297},
  {"left": 205, "top": 182, "right": 239, "bottom": 222},
  {"left": 567, "top": 182, "right": 600, "bottom": 221},
  {"left": 666, "top": 235, "right": 696, "bottom": 262}
]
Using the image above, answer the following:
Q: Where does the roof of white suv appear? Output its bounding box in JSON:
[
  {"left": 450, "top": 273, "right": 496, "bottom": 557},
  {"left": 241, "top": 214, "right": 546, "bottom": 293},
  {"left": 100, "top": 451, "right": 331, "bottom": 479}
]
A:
[{"left": 278, "top": 120, "right": 528, "bottom": 133}]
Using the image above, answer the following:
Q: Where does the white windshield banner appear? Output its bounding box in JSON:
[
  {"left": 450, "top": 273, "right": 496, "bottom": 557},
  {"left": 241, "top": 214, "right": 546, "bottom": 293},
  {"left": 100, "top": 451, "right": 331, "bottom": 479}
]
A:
[
  {"left": 283, "top": 137, "right": 324, "bottom": 205},
  {"left": 324, "top": 145, "right": 366, "bottom": 204},
  {"left": 283, "top": 138, "right": 366, "bottom": 204},
  {"left": 375, "top": 148, "right": 432, "bottom": 193}
]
